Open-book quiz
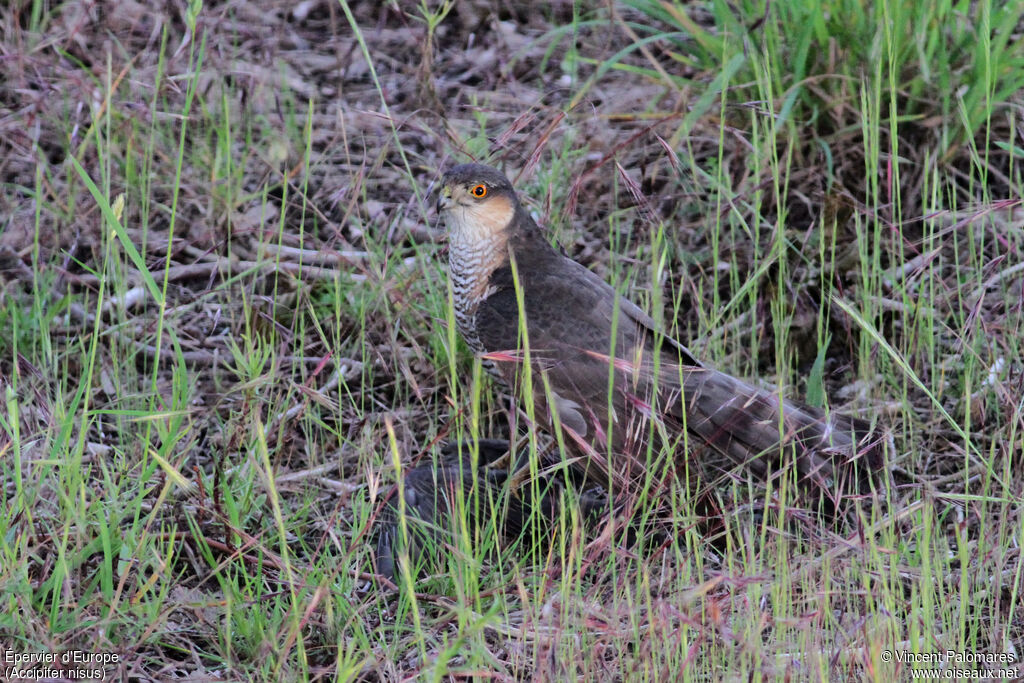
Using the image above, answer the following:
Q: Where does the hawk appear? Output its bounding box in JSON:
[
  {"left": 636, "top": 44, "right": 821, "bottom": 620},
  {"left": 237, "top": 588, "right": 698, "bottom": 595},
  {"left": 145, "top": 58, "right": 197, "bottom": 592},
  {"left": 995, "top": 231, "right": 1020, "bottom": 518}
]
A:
[{"left": 436, "top": 163, "right": 885, "bottom": 503}]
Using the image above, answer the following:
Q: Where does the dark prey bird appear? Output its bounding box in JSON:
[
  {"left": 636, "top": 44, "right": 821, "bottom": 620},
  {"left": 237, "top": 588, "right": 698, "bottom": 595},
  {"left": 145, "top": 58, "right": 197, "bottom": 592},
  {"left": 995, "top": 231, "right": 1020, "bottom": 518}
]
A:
[
  {"left": 374, "top": 439, "right": 607, "bottom": 584},
  {"left": 435, "top": 163, "right": 885, "bottom": 502}
]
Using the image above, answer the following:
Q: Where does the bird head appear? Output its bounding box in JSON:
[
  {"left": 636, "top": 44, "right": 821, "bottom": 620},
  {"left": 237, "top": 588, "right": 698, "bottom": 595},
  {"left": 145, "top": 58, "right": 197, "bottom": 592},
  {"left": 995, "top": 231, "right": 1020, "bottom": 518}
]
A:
[{"left": 437, "top": 163, "right": 519, "bottom": 246}]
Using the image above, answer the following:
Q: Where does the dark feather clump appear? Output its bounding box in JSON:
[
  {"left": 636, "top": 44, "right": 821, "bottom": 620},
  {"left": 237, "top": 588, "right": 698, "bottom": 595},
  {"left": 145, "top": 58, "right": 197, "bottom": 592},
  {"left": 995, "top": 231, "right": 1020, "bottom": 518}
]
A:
[{"left": 374, "top": 439, "right": 607, "bottom": 584}]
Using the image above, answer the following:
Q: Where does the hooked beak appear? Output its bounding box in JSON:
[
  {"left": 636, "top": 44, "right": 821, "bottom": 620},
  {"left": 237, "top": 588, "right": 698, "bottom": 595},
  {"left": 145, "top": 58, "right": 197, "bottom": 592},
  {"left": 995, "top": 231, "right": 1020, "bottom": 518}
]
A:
[{"left": 436, "top": 185, "right": 454, "bottom": 213}]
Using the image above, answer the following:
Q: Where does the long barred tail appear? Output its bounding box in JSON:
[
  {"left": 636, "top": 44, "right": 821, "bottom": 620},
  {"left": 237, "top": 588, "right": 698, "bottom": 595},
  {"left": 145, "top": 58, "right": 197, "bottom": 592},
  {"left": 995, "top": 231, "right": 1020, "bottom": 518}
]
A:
[
  {"left": 572, "top": 349, "right": 888, "bottom": 498},
  {"left": 679, "top": 367, "right": 887, "bottom": 494}
]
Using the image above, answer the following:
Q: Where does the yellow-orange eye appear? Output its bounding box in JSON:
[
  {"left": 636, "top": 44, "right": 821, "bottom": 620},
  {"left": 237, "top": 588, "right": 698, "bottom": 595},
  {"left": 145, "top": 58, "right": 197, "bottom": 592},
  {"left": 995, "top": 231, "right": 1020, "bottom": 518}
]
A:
[{"left": 471, "top": 184, "right": 487, "bottom": 198}]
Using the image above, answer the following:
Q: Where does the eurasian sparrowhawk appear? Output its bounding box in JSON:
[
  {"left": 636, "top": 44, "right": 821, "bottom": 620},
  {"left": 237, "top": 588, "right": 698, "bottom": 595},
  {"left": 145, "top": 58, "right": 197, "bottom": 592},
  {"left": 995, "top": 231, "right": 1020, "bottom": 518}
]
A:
[{"left": 436, "top": 163, "right": 885, "bottom": 501}]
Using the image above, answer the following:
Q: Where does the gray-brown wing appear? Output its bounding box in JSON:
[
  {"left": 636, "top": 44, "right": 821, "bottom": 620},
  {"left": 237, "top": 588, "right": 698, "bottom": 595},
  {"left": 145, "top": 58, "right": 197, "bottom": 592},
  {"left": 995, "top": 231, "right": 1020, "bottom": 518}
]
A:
[{"left": 473, "top": 251, "right": 671, "bottom": 435}]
